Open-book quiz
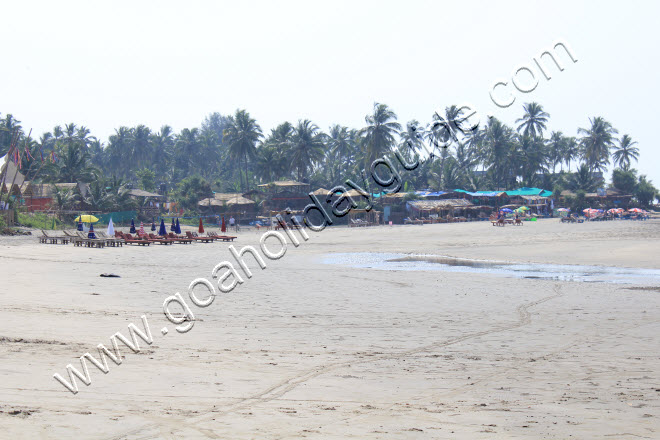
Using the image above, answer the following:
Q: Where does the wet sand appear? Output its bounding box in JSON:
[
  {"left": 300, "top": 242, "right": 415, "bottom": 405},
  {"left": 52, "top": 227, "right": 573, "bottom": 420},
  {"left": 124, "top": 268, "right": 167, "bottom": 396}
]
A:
[{"left": 1, "top": 219, "right": 659, "bottom": 439}]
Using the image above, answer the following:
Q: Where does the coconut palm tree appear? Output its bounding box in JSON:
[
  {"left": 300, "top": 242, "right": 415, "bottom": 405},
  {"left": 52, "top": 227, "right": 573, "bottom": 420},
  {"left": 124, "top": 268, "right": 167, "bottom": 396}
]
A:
[
  {"left": 578, "top": 117, "right": 618, "bottom": 171},
  {"left": 288, "top": 120, "right": 325, "bottom": 182},
  {"left": 482, "top": 117, "right": 515, "bottom": 189},
  {"left": 428, "top": 105, "right": 465, "bottom": 154},
  {"left": 223, "top": 109, "right": 263, "bottom": 191},
  {"left": 256, "top": 144, "right": 287, "bottom": 183},
  {"left": 546, "top": 131, "right": 564, "bottom": 173},
  {"left": 516, "top": 102, "right": 549, "bottom": 138},
  {"left": 328, "top": 124, "right": 356, "bottom": 165},
  {"left": 152, "top": 125, "right": 174, "bottom": 177},
  {"left": 106, "top": 127, "right": 133, "bottom": 176},
  {"left": 0, "top": 113, "right": 22, "bottom": 155},
  {"left": 611, "top": 134, "right": 639, "bottom": 170},
  {"left": 49, "top": 185, "right": 80, "bottom": 220},
  {"left": 75, "top": 126, "right": 96, "bottom": 150},
  {"left": 398, "top": 120, "right": 425, "bottom": 155},
  {"left": 173, "top": 128, "right": 201, "bottom": 178},
  {"left": 358, "top": 103, "right": 401, "bottom": 169},
  {"left": 516, "top": 135, "right": 547, "bottom": 185},
  {"left": 569, "top": 164, "right": 601, "bottom": 192},
  {"left": 132, "top": 125, "right": 152, "bottom": 169},
  {"left": 562, "top": 136, "right": 579, "bottom": 172},
  {"left": 42, "top": 143, "right": 98, "bottom": 183}
]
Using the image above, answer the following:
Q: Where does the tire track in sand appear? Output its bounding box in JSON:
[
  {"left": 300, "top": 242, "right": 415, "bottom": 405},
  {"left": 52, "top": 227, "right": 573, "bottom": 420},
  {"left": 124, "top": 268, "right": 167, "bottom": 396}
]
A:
[{"left": 104, "top": 286, "right": 563, "bottom": 439}]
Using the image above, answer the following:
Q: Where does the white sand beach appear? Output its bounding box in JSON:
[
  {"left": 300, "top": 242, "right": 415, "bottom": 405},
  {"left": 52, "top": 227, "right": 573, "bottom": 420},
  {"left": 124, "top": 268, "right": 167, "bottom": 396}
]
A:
[{"left": 1, "top": 219, "right": 659, "bottom": 439}]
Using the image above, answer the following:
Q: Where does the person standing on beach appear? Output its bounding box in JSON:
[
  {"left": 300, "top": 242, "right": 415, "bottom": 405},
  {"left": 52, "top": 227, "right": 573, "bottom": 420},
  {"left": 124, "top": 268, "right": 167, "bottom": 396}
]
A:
[{"left": 229, "top": 216, "right": 235, "bottom": 231}]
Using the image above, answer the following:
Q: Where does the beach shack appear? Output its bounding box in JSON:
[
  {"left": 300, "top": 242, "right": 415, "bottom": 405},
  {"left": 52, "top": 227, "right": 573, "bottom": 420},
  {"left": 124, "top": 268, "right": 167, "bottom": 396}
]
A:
[
  {"left": 198, "top": 193, "right": 257, "bottom": 223},
  {"left": 21, "top": 182, "right": 90, "bottom": 212},
  {"left": 258, "top": 180, "right": 311, "bottom": 212},
  {"left": 407, "top": 198, "right": 474, "bottom": 222},
  {"left": 127, "top": 189, "right": 165, "bottom": 218}
]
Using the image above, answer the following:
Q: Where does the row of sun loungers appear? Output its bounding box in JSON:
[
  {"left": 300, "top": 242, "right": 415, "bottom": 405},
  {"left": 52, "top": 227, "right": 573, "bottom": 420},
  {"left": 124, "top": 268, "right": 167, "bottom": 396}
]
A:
[
  {"left": 490, "top": 218, "right": 523, "bottom": 226},
  {"left": 349, "top": 219, "right": 377, "bottom": 227},
  {"left": 39, "top": 229, "right": 237, "bottom": 247}
]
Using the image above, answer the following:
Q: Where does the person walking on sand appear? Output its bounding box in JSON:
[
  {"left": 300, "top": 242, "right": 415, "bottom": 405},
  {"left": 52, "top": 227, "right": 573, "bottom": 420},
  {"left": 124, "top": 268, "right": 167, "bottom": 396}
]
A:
[{"left": 229, "top": 216, "right": 235, "bottom": 232}]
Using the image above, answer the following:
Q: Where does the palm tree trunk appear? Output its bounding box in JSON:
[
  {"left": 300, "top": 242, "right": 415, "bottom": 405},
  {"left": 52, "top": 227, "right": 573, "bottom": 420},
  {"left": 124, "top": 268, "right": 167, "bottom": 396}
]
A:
[{"left": 244, "top": 153, "right": 249, "bottom": 191}]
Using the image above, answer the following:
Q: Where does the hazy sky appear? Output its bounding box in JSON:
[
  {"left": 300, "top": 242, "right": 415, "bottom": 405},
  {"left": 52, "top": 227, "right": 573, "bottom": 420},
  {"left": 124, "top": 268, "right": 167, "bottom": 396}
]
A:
[{"left": 2, "top": 1, "right": 658, "bottom": 185}]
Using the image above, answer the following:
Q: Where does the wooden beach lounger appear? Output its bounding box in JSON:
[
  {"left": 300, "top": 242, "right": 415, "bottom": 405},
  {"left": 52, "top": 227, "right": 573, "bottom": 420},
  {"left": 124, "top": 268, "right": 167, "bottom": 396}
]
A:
[
  {"left": 186, "top": 231, "right": 214, "bottom": 243},
  {"left": 121, "top": 233, "right": 151, "bottom": 246},
  {"left": 96, "top": 231, "right": 124, "bottom": 247},
  {"left": 167, "top": 232, "right": 193, "bottom": 244},
  {"left": 147, "top": 233, "right": 175, "bottom": 245},
  {"left": 75, "top": 231, "right": 106, "bottom": 248},
  {"left": 208, "top": 232, "right": 237, "bottom": 241},
  {"left": 39, "top": 230, "right": 71, "bottom": 244}
]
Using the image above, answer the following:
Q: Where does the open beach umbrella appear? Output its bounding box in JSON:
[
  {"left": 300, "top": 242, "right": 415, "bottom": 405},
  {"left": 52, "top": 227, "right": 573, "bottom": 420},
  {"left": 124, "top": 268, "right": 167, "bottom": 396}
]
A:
[
  {"left": 139, "top": 222, "right": 145, "bottom": 235},
  {"left": 158, "top": 219, "right": 167, "bottom": 236},
  {"left": 500, "top": 208, "right": 513, "bottom": 213},
  {"left": 175, "top": 218, "right": 181, "bottom": 234},
  {"left": 151, "top": 218, "right": 156, "bottom": 231},
  {"left": 88, "top": 223, "right": 96, "bottom": 239},
  {"left": 107, "top": 218, "right": 115, "bottom": 236},
  {"left": 170, "top": 218, "right": 176, "bottom": 232},
  {"left": 75, "top": 214, "right": 99, "bottom": 223},
  {"left": 221, "top": 216, "right": 226, "bottom": 233},
  {"left": 198, "top": 218, "right": 204, "bottom": 233},
  {"left": 628, "top": 208, "right": 643, "bottom": 213},
  {"left": 130, "top": 219, "right": 136, "bottom": 233},
  {"left": 557, "top": 208, "right": 570, "bottom": 212}
]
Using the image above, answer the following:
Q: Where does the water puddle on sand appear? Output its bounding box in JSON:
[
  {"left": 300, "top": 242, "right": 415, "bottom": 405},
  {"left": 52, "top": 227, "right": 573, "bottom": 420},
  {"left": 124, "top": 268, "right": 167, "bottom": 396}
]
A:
[{"left": 322, "top": 253, "right": 660, "bottom": 285}]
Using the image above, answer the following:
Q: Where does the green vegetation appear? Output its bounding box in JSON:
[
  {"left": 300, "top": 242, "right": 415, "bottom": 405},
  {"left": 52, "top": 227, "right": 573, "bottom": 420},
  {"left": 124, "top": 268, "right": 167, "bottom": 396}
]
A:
[
  {"left": 1, "top": 102, "right": 656, "bottom": 212},
  {"left": 17, "top": 212, "right": 62, "bottom": 230}
]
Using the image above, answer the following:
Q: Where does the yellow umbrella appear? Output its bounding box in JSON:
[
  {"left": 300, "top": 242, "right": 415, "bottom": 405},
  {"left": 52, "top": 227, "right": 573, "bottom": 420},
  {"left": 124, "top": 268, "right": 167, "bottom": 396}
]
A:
[{"left": 75, "top": 214, "right": 99, "bottom": 223}]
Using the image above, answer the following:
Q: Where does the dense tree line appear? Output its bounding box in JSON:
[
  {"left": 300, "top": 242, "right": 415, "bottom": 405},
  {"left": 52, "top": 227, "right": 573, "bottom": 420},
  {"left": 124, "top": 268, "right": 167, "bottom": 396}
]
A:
[{"left": 1, "top": 102, "right": 657, "bottom": 212}]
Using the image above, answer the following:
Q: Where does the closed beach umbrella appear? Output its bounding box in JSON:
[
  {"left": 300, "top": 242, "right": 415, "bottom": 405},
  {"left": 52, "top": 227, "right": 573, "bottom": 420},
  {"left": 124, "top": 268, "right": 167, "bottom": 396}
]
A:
[
  {"left": 158, "top": 219, "right": 167, "bottom": 236},
  {"left": 88, "top": 223, "right": 96, "bottom": 239},
  {"left": 175, "top": 218, "right": 181, "bottom": 234},
  {"left": 151, "top": 218, "right": 156, "bottom": 231},
  {"left": 221, "top": 216, "right": 226, "bottom": 233},
  {"left": 130, "top": 219, "right": 136, "bottom": 233},
  {"left": 198, "top": 218, "right": 204, "bottom": 233},
  {"left": 171, "top": 218, "right": 176, "bottom": 232},
  {"left": 107, "top": 218, "right": 115, "bottom": 236},
  {"left": 139, "top": 222, "right": 145, "bottom": 235},
  {"left": 77, "top": 221, "right": 83, "bottom": 231}
]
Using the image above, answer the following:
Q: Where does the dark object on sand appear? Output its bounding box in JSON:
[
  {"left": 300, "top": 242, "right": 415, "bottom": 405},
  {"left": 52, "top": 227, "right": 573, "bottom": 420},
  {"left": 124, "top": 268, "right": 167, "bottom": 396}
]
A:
[{"left": 100, "top": 273, "right": 121, "bottom": 278}]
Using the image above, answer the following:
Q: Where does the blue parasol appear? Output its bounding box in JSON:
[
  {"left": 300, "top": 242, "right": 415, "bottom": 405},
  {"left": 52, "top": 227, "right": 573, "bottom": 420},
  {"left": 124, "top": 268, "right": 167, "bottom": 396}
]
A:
[
  {"left": 500, "top": 208, "right": 513, "bottom": 213},
  {"left": 88, "top": 223, "right": 96, "bottom": 239},
  {"left": 130, "top": 219, "right": 136, "bottom": 233},
  {"left": 77, "top": 221, "right": 83, "bottom": 231},
  {"left": 158, "top": 219, "right": 167, "bottom": 236},
  {"left": 151, "top": 217, "right": 156, "bottom": 231},
  {"left": 170, "top": 218, "right": 176, "bottom": 232},
  {"left": 175, "top": 218, "right": 182, "bottom": 234}
]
